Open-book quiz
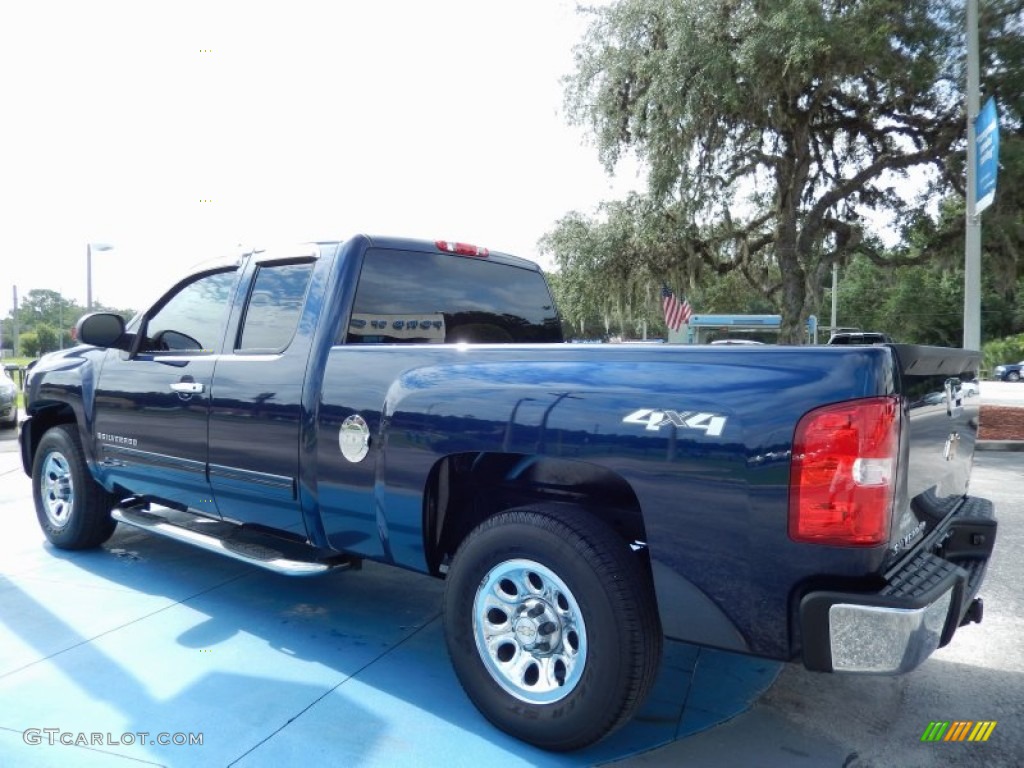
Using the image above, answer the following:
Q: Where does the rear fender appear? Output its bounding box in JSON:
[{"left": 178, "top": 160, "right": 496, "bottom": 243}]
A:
[
  {"left": 422, "top": 451, "right": 748, "bottom": 652},
  {"left": 424, "top": 453, "right": 646, "bottom": 572}
]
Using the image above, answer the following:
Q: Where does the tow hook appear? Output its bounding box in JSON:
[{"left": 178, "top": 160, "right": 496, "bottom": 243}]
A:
[{"left": 960, "top": 597, "right": 984, "bottom": 626}]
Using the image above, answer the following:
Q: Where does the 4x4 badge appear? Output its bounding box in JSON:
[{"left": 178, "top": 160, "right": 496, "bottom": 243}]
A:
[{"left": 622, "top": 409, "right": 727, "bottom": 437}]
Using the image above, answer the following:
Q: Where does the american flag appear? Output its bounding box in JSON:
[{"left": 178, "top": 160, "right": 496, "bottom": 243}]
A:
[{"left": 662, "top": 285, "right": 693, "bottom": 332}]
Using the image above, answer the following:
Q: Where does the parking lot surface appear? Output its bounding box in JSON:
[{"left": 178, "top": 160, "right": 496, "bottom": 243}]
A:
[
  {"left": 0, "top": 428, "right": 778, "bottom": 767},
  {"left": 0, "top": 381, "right": 1019, "bottom": 767}
]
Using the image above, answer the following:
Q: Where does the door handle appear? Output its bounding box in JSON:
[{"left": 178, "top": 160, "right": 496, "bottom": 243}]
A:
[{"left": 170, "top": 382, "right": 204, "bottom": 394}]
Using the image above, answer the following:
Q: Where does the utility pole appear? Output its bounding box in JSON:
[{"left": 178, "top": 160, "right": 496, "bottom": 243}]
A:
[
  {"left": 12, "top": 286, "right": 19, "bottom": 358},
  {"left": 963, "top": 0, "right": 982, "bottom": 351},
  {"left": 830, "top": 262, "right": 838, "bottom": 335}
]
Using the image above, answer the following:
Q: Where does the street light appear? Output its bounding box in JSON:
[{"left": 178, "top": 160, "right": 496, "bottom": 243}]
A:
[
  {"left": 86, "top": 242, "right": 114, "bottom": 311},
  {"left": 537, "top": 392, "right": 583, "bottom": 453},
  {"left": 502, "top": 397, "right": 538, "bottom": 452}
]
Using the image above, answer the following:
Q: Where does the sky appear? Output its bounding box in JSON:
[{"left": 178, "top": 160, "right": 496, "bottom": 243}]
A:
[{"left": 0, "top": 0, "right": 638, "bottom": 318}]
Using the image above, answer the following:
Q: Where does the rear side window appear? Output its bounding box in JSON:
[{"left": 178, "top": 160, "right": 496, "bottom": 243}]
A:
[
  {"left": 237, "top": 262, "right": 315, "bottom": 351},
  {"left": 345, "top": 249, "right": 561, "bottom": 344}
]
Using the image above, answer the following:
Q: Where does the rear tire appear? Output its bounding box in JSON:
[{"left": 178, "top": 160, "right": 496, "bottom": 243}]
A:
[
  {"left": 443, "top": 505, "right": 662, "bottom": 751},
  {"left": 32, "top": 425, "right": 117, "bottom": 549}
]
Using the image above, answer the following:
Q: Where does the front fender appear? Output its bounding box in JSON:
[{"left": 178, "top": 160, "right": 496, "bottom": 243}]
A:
[{"left": 22, "top": 346, "right": 107, "bottom": 473}]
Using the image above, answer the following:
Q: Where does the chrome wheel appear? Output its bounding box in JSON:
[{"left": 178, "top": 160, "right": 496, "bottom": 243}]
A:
[
  {"left": 41, "top": 451, "right": 75, "bottom": 529},
  {"left": 473, "top": 558, "right": 587, "bottom": 704},
  {"left": 445, "top": 507, "right": 662, "bottom": 749}
]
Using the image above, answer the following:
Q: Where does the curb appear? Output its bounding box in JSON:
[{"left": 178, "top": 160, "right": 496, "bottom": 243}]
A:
[{"left": 976, "top": 440, "right": 1024, "bottom": 452}]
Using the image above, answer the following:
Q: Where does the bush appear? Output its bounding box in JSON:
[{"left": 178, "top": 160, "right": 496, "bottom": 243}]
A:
[
  {"left": 982, "top": 333, "right": 1024, "bottom": 375},
  {"left": 19, "top": 331, "right": 39, "bottom": 358},
  {"left": 36, "top": 325, "right": 58, "bottom": 354}
]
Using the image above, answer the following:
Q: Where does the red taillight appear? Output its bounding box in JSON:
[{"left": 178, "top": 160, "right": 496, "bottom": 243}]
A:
[
  {"left": 435, "top": 240, "right": 489, "bottom": 257},
  {"left": 789, "top": 396, "right": 899, "bottom": 546}
]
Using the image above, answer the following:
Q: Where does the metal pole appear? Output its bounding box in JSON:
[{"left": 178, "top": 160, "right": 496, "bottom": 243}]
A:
[
  {"left": 86, "top": 243, "right": 93, "bottom": 311},
  {"left": 830, "top": 262, "right": 838, "bottom": 334},
  {"left": 964, "top": 0, "right": 982, "bottom": 351},
  {"left": 12, "top": 286, "right": 19, "bottom": 358}
]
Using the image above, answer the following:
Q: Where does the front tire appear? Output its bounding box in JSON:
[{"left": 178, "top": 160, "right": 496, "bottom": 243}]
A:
[
  {"left": 443, "top": 505, "right": 662, "bottom": 751},
  {"left": 32, "top": 425, "right": 117, "bottom": 549},
  {"left": 1008, "top": 371, "right": 1021, "bottom": 382}
]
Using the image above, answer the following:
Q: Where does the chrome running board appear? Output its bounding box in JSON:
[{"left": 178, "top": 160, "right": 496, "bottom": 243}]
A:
[{"left": 111, "top": 507, "right": 356, "bottom": 577}]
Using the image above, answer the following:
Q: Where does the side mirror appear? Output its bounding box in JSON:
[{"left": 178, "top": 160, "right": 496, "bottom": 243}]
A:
[{"left": 77, "top": 313, "right": 128, "bottom": 350}]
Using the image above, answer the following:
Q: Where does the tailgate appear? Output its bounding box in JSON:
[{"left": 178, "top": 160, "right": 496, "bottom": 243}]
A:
[
  {"left": 799, "top": 344, "right": 996, "bottom": 673},
  {"left": 887, "top": 344, "right": 983, "bottom": 568}
]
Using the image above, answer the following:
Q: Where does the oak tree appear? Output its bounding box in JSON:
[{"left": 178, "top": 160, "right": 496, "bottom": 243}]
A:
[{"left": 562, "top": 0, "right": 966, "bottom": 341}]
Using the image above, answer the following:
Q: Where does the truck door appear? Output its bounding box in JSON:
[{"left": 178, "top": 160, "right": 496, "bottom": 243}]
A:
[
  {"left": 92, "top": 266, "right": 239, "bottom": 516},
  {"left": 206, "top": 252, "right": 319, "bottom": 536}
]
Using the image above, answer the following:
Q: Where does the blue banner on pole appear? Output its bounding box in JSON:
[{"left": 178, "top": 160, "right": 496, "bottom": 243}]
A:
[{"left": 975, "top": 97, "right": 999, "bottom": 213}]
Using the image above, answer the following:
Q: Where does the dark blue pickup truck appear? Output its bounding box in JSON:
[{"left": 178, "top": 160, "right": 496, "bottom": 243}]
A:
[{"left": 21, "top": 235, "right": 996, "bottom": 751}]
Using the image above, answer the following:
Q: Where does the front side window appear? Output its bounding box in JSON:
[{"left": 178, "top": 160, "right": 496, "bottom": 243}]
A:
[
  {"left": 345, "top": 249, "right": 561, "bottom": 344},
  {"left": 142, "top": 270, "right": 237, "bottom": 354},
  {"left": 237, "top": 262, "right": 315, "bottom": 352}
]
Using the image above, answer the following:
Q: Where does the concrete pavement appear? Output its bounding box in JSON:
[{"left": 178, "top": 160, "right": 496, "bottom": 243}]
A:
[
  {"left": 0, "top": 390, "right": 1018, "bottom": 767},
  {"left": 0, "top": 428, "right": 776, "bottom": 767}
]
